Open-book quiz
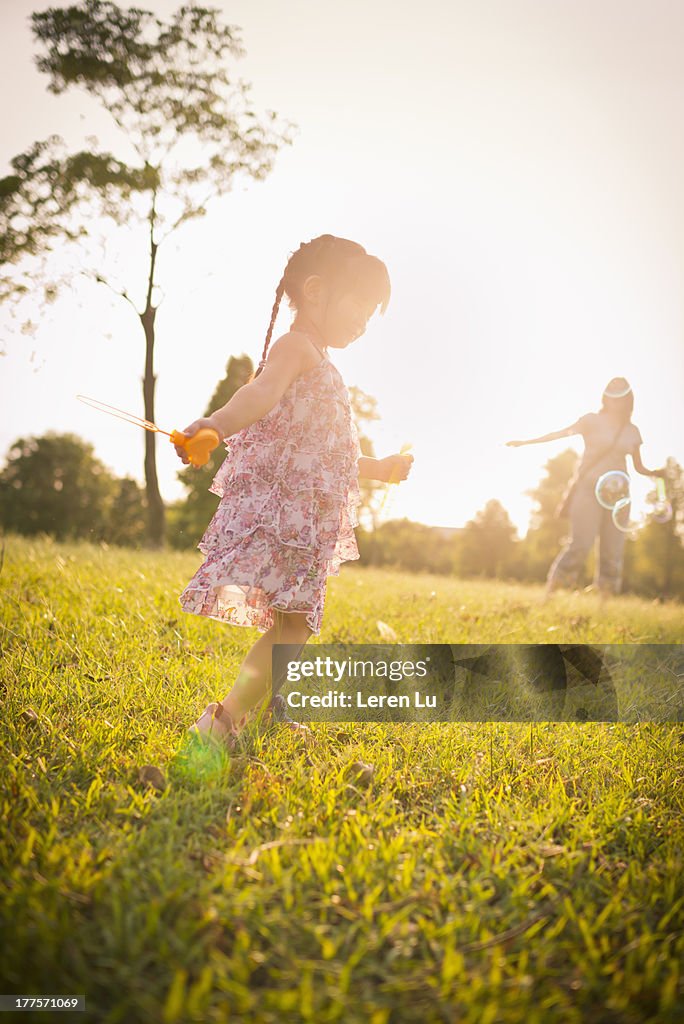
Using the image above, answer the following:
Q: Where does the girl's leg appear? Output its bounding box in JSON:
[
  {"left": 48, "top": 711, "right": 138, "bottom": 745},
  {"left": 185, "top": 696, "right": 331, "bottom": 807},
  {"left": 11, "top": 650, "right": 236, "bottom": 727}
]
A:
[
  {"left": 219, "top": 611, "right": 313, "bottom": 724},
  {"left": 546, "top": 483, "right": 601, "bottom": 594}
]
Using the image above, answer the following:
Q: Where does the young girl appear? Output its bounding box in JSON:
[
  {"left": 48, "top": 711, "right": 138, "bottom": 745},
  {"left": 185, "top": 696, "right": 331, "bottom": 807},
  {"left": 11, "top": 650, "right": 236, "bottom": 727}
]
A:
[
  {"left": 506, "top": 376, "right": 664, "bottom": 596},
  {"left": 174, "top": 234, "right": 414, "bottom": 748}
]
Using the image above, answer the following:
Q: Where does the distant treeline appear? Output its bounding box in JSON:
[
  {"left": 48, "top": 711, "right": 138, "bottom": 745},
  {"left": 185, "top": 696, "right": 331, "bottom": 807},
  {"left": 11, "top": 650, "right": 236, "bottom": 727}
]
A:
[
  {"left": 2, "top": 429, "right": 682, "bottom": 600},
  {"left": 353, "top": 501, "right": 684, "bottom": 600}
]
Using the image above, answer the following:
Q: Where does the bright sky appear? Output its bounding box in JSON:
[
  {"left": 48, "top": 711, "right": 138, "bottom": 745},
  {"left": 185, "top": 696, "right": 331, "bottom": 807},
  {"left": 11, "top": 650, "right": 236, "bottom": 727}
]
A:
[{"left": 2, "top": 0, "right": 683, "bottom": 536}]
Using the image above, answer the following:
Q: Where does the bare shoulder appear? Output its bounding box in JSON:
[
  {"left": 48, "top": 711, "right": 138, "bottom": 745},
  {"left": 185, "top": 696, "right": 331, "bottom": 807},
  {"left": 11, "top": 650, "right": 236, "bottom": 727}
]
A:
[
  {"left": 253, "top": 332, "right": 322, "bottom": 399},
  {"left": 267, "top": 331, "right": 321, "bottom": 374}
]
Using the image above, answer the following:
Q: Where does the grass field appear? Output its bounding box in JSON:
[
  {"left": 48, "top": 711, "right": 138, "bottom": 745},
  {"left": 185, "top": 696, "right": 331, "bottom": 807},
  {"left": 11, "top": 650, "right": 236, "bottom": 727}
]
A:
[{"left": 1, "top": 533, "right": 683, "bottom": 1023}]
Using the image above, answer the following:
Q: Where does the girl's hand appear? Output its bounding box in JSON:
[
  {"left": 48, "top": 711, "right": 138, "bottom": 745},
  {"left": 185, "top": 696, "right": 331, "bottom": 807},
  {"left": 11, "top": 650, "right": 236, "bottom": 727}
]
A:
[
  {"left": 377, "top": 453, "right": 414, "bottom": 483},
  {"left": 174, "top": 417, "right": 221, "bottom": 466},
  {"left": 505, "top": 440, "right": 525, "bottom": 448}
]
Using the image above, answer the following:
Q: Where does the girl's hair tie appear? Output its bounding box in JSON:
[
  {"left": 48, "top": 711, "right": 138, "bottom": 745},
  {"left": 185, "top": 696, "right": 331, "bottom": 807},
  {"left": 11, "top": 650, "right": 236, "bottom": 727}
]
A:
[{"left": 603, "top": 377, "right": 632, "bottom": 399}]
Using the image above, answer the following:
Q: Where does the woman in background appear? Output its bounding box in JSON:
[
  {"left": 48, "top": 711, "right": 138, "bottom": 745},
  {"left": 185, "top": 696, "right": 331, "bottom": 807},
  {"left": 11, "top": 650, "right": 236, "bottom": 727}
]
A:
[{"left": 507, "top": 377, "right": 665, "bottom": 597}]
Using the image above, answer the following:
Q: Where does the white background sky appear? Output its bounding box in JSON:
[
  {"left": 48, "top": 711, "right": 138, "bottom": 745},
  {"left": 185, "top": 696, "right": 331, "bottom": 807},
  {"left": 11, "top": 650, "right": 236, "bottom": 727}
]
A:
[{"left": 2, "top": 0, "right": 683, "bottom": 535}]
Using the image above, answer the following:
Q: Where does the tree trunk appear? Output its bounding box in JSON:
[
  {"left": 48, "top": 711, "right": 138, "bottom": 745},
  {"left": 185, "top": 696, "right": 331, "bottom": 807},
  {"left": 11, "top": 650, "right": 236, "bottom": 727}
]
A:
[{"left": 141, "top": 304, "right": 165, "bottom": 548}]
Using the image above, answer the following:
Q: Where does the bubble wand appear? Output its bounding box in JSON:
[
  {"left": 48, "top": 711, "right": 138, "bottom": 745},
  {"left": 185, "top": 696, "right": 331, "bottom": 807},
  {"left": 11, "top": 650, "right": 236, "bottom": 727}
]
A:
[
  {"left": 652, "top": 476, "right": 673, "bottom": 524},
  {"left": 76, "top": 395, "right": 220, "bottom": 467},
  {"left": 378, "top": 443, "right": 413, "bottom": 517}
]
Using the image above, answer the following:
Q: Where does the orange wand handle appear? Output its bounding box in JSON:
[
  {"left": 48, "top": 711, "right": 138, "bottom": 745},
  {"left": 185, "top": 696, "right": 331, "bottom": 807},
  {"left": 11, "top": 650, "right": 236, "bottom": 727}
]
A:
[
  {"left": 169, "top": 428, "right": 221, "bottom": 468},
  {"left": 76, "top": 395, "right": 220, "bottom": 468}
]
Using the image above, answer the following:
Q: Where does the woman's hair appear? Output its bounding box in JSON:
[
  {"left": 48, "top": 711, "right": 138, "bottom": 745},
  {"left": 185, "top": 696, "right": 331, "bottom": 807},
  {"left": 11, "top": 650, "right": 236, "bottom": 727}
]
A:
[
  {"left": 254, "top": 234, "right": 391, "bottom": 376},
  {"left": 600, "top": 377, "right": 634, "bottom": 422}
]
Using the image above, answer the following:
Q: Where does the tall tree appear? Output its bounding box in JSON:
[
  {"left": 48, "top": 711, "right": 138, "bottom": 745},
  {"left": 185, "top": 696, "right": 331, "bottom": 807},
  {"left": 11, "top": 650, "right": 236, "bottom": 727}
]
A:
[{"left": 0, "top": 1, "right": 292, "bottom": 547}]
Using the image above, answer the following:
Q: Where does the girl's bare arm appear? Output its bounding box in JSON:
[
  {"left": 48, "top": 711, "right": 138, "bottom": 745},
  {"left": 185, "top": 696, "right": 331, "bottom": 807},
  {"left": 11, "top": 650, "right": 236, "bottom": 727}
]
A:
[
  {"left": 174, "top": 334, "right": 316, "bottom": 464},
  {"left": 208, "top": 333, "right": 312, "bottom": 440},
  {"left": 358, "top": 454, "right": 413, "bottom": 482}
]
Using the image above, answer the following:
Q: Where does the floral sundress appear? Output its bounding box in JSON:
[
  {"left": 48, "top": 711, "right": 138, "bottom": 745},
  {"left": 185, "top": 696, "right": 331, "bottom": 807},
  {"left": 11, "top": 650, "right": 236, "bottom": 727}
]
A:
[{"left": 179, "top": 339, "right": 362, "bottom": 635}]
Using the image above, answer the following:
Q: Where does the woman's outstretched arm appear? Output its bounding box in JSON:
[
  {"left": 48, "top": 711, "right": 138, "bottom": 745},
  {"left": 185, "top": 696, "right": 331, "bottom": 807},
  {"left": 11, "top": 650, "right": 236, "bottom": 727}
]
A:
[{"left": 506, "top": 423, "right": 579, "bottom": 447}]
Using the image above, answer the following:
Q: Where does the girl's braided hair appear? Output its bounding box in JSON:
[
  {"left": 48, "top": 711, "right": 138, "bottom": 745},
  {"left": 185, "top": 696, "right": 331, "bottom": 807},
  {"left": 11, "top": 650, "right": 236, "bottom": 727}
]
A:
[{"left": 254, "top": 234, "right": 391, "bottom": 377}]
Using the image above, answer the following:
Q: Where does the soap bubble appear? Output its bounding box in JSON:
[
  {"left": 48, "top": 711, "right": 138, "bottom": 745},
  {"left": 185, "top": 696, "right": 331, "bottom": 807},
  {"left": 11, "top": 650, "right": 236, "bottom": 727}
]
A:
[
  {"left": 612, "top": 497, "right": 643, "bottom": 536},
  {"left": 595, "top": 470, "right": 630, "bottom": 510}
]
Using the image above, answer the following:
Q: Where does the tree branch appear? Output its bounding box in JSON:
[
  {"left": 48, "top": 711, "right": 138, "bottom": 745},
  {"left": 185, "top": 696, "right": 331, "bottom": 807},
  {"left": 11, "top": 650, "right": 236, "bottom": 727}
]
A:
[
  {"left": 156, "top": 186, "right": 219, "bottom": 245},
  {"left": 145, "top": 190, "right": 158, "bottom": 312},
  {"left": 80, "top": 269, "right": 139, "bottom": 314}
]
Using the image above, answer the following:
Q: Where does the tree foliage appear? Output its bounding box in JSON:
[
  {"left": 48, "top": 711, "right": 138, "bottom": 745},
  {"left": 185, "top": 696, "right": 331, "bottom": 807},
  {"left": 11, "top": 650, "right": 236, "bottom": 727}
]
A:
[
  {"left": 105, "top": 475, "right": 147, "bottom": 546},
  {"left": 1, "top": 1, "right": 293, "bottom": 546},
  {"left": 458, "top": 499, "right": 518, "bottom": 578},
  {"left": 0, "top": 432, "right": 145, "bottom": 544},
  {"left": 2, "top": 2, "right": 291, "bottom": 308},
  {"left": 356, "top": 519, "right": 461, "bottom": 575}
]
